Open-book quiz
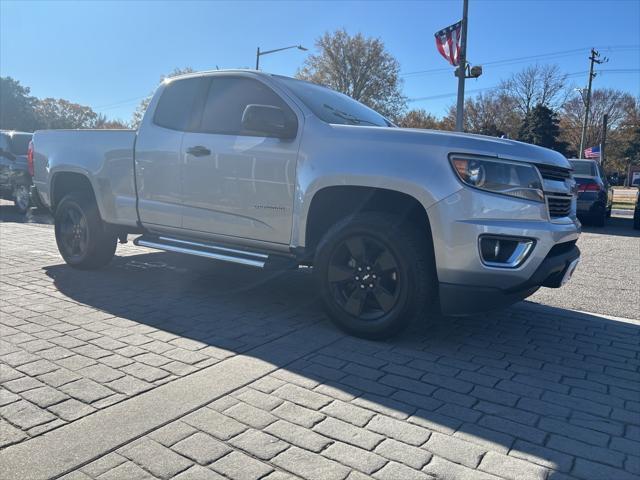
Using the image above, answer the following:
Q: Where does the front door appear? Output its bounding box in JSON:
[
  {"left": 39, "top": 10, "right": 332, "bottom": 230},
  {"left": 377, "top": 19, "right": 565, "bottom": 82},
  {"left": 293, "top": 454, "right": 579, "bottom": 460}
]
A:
[{"left": 181, "top": 75, "right": 300, "bottom": 245}]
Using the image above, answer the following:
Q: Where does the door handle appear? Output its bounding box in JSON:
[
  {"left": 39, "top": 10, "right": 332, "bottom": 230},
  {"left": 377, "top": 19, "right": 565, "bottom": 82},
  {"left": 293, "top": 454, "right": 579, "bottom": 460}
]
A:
[{"left": 186, "top": 145, "right": 211, "bottom": 157}]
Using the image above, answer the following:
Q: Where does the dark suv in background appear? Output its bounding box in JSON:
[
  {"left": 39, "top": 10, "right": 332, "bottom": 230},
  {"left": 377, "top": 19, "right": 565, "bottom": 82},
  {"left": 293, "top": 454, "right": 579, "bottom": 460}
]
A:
[
  {"left": 0, "top": 130, "right": 33, "bottom": 214},
  {"left": 569, "top": 159, "right": 612, "bottom": 227}
]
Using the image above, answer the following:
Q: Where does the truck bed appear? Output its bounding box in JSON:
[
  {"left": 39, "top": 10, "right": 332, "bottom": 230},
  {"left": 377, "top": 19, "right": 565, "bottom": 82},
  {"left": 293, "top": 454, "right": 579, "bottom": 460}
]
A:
[{"left": 32, "top": 129, "right": 138, "bottom": 226}]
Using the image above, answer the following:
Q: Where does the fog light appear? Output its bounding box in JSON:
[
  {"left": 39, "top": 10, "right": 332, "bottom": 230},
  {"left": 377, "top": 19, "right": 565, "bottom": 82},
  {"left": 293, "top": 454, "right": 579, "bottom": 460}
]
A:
[{"left": 479, "top": 236, "right": 534, "bottom": 268}]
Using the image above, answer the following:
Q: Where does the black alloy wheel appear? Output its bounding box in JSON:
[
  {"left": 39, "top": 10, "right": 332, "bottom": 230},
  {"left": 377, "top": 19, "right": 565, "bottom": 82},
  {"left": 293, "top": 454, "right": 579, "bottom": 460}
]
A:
[
  {"left": 327, "top": 235, "right": 401, "bottom": 320},
  {"left": 315, "top": 213, "right": 436, "bottom": 339},
  {"left": 58, "top": 203, "right": 90, "bottom": 262}
]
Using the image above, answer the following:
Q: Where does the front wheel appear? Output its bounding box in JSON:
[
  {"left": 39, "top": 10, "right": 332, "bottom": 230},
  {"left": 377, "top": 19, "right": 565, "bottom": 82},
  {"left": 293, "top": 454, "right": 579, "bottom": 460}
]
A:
[
  {"left": 55, "top": 192, "right": 117, "bottom": 269},
  {"left": 315, "top": 213, "right": 437, "bottom": 339},
  {"left": 13, "top": 184, "right": 30, "bottom": 214}
]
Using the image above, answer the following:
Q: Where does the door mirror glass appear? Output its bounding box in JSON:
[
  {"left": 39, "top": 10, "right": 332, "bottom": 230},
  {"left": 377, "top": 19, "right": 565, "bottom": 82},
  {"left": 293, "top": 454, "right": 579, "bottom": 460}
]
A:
[{"left": 242, "top": 104, "right": 296, "bottom": 139}]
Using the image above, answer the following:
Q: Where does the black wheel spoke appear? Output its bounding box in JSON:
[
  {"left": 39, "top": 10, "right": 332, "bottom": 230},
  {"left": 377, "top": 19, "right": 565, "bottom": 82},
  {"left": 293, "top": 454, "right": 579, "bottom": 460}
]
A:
[
  {"left": 67, "top": 208, "right": 80, "bottom": 225},
  {"left": 373, "top": 285, "right": 396, "bottom": 312},
  {"left": 344, "top": 288, "right": 367, "bottom": 317},
  {"left": 373, "top": 250, "right": 397, "bottom": 273},
  {"left": 328, "top": 264, "right": 353, "bottom": 283},
  {"left": 345, "top": 237, "right": 367, "bottom": 263}
]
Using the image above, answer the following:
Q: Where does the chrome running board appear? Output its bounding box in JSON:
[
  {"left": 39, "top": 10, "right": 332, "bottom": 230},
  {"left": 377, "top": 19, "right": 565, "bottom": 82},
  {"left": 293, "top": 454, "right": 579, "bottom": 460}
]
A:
[{"left": 134, "top": 235, "right": 271, "bottom": 268}]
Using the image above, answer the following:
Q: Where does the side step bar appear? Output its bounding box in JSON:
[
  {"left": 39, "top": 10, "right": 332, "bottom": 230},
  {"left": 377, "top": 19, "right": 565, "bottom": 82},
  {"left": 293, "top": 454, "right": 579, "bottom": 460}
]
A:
[{"left": 134, "top": 235, "right": 287, "bottom": 269}]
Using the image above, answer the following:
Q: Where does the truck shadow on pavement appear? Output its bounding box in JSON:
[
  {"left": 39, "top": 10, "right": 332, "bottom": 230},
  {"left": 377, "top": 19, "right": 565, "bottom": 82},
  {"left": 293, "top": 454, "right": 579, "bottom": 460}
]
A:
[{"left": 44, "top": 251, "right": 639, "bottom": 479}]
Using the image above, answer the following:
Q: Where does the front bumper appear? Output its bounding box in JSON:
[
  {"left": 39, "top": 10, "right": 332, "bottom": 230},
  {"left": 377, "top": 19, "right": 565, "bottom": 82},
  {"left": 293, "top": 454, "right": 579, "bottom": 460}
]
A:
[
  {"left": 426, "top": 187, "right": 581, "bottom": 315},
  {"left": 439, "top": 242, "right": 580, "bottom": 315}
]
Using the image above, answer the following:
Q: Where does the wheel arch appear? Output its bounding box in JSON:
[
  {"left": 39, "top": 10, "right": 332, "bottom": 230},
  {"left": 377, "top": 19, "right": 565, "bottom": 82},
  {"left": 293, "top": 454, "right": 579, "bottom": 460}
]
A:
[
  {"left": 302, "top": 185, "right": 434, "bottom": 260},
  {"left": 51, "top": 171, "right": 99, "bottom": 214}
]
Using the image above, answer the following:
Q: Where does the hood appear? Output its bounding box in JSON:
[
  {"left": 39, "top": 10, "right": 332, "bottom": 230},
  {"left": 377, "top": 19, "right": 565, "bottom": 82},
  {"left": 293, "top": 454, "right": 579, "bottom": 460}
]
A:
[{"left": 332, "top": 125, "right": 572, "bottom": 170}]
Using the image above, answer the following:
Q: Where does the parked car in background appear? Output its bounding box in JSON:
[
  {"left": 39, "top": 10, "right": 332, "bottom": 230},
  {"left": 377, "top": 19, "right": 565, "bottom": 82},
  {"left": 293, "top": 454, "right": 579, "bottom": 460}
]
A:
[
  {"left": 634, "top": 195, "right": 640, "bottom": 230},
  {"left": 31, "top": 70, "right": 581, "bottom": 338},
  {"left": 569, "top": 159, "right": 612, "bottom": 227},
  {"left": 0, "top": 130, "right": 33, "bottom": 214}
]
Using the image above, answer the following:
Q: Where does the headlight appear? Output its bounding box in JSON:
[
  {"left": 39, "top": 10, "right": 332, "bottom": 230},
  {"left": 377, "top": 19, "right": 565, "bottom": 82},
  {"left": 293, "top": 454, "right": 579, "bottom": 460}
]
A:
[{"left": 450, "top": 155, "right": 544, "bottom": 203}]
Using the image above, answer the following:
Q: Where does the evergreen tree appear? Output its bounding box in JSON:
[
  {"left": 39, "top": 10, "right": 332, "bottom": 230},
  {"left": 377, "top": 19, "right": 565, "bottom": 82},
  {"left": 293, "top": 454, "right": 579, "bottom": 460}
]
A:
[{"left": 518, "top": 104, "right": 569, "bottom": 155}]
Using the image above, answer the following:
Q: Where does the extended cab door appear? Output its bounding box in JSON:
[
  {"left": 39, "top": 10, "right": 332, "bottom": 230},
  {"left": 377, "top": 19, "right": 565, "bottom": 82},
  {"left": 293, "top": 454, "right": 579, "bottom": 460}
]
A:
[
  {"left": 180, "top": 75, "right": 301, "bottom": 245},
  {"left": 134, "top": 77, "right": 208, "bottom": 228}
]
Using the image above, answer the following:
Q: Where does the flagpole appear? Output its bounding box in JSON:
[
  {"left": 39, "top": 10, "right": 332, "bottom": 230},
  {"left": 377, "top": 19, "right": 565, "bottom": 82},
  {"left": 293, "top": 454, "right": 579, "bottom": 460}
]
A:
[{"left": 455, "top": 0, "right": 469, "bottom": 132}]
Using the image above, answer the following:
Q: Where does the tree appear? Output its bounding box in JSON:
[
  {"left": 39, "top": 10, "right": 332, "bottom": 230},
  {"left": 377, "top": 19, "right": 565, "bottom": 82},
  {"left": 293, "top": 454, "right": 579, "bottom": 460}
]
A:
[
  {"left": 603, "top": 97, "right": 640, "bottom": 177},
  {"left": 499, "top": 64, "right": 568, "bottom": 116},
  {"left": 397, "top": 109, "right": 442, "bottom": 129},
  {"left": 296, "top": 29, "right": 406, "bottom": 119},
  {"left": 0, "top": 76, "right": 38, "bottom": 131},
  {"left": 559, "top": 88, "right": 636, "bottom": 157},
  {"left": 131, "top": 67, "right": 194, "bottom": 128},
  {"left": 518, "top": 104, "right": 569, "bottom": 155},
  {"left": 94, "top": 114, "right": 129, "bottom": 129},
  {"left": 441, "top": 91, "right": 521, "bottom": 137},
  {"left": 33, "top": 98, "right": 98, "bottom": 129}
]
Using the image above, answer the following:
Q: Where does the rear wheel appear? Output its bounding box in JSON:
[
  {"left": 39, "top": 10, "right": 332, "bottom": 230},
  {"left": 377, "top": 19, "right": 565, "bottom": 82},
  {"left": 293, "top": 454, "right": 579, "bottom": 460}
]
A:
[
  {"left": 13, "top": 184, "right": 30, "bottom": 214},
  {"left": 315, "top": 213, "right": 436, "bottom": 339},
  {"left": 55, "top": 192, "right": 117, "bottom": 269}
]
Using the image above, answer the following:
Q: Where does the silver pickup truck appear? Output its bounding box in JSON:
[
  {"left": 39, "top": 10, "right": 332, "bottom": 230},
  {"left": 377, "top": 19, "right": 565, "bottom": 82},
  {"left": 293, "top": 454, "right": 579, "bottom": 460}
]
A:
[{"left": 31, "top": 70, "right": 580, "bottom": 338}]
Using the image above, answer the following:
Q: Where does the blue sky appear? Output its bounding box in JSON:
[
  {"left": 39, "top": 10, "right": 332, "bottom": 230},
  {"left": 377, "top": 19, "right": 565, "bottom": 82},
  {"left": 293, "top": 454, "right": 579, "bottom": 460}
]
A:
[{"left": 1, "top": 0, "right": 639, "bottom": 122}]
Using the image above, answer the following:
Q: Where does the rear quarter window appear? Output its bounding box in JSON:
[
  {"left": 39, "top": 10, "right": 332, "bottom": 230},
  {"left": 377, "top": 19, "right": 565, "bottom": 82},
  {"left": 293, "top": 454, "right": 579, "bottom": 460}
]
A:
[{"left": 153, "top": 77, "right": 207, "bottom": 131}]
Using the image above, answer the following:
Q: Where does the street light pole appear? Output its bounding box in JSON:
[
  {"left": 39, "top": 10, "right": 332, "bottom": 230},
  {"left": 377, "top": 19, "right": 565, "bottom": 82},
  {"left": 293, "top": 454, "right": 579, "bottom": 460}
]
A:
[
  {"left": 255, "top": 45, "right": 308, "bottom": 70},
  {"left": 455, "top": 0, "right": 469, "bottom": 132}
]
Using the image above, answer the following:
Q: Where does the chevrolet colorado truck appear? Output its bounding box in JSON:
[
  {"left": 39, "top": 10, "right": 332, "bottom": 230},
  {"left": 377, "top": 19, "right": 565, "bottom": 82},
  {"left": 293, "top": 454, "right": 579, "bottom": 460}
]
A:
[{"left": 31, "top": 70, "right": 581, "bottom": 338}]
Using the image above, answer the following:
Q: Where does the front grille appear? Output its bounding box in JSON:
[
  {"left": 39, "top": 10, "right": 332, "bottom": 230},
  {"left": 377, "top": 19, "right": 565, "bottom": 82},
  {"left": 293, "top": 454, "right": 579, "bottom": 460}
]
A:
[
  {"left": 537, "top": 164, "right": 572, "bottom": 182},
  {"left": 547, "top": 194, "right": 572, "bottom": 218}
]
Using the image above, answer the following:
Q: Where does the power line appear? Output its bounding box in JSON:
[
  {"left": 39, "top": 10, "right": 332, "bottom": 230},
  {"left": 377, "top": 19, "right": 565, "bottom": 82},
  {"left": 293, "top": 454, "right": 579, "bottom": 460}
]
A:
[
  {"left": 401, "top": 45, "right": 640, "bottom": 78},
  {"left": 407, "top": 69, "right": 640, "bottom": 103}
]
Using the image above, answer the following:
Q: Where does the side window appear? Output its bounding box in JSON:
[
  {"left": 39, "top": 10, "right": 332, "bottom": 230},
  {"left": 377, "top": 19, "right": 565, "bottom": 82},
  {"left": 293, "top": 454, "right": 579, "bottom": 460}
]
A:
[
  {"left": 198, "top": 77, "right": 295, "bottom": 136},
  {"left": 153, "top": 77, "right": 207, "bottom": 131}
]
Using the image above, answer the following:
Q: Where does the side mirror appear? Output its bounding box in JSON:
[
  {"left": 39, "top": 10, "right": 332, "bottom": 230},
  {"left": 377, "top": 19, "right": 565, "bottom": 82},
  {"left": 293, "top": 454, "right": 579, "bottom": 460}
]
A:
[{"left": 242, "top": 104, "right": 297, "bottom": 139}]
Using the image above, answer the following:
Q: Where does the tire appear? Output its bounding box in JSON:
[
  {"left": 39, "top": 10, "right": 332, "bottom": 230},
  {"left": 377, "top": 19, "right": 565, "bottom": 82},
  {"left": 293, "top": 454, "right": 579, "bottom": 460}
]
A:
[
  {"left": 314, "top": 213, "right": 437, "bottom": 339},
  {"left": 13, "top": 184, "right": 30, "bottom": 214},
  {"left": 591, "top": 207, "right": 606, "bottom": 227},
  {"left": 54, "top": 192, "right": 117, "bottom": 269}
]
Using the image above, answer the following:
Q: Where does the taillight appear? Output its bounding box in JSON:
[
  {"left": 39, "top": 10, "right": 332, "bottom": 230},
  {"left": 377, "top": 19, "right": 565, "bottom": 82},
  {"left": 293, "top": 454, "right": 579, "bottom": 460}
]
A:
[
  {"left": 577, "top": 182, "right": 601, "bottom": 192},
  {"left": 27, "top": 141, "right": 34, "bottom": 176}
]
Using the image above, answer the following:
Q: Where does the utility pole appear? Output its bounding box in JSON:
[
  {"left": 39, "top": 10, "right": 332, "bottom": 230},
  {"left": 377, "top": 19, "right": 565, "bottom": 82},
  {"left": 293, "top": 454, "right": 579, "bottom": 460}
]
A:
[
  {"left": 601, "top": 113, "right": 608, "bottom": 166},
  {"left": 455, "top": 0, "right": 469, "bottom": 132},
  {"left": 256, "top": 47, "right": 261, "bottom": 70},
  {"left": 579, "top": 48, "right": 607, "bottom": 158}
]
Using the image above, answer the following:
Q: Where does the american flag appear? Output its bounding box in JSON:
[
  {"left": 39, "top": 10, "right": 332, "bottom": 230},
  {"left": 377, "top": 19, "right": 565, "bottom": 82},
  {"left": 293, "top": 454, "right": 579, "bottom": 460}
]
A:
[
  {"left": 434, "top": 21, "right": 462, "bottom": 66},
  {"left": 584, "top": 145, "right": 601, "bottom": 159}
]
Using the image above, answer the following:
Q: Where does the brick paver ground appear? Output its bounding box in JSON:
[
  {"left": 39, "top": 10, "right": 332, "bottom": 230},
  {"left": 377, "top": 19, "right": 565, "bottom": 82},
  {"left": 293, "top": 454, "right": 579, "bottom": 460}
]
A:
[{"left": 1, "top": 208, "right": 639, "bottom": 480}]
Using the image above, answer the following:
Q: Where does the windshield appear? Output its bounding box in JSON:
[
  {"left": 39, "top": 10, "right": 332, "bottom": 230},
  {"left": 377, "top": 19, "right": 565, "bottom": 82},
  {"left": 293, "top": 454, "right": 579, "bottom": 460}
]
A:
[
  {"left": 569, "top": 160, "right": 596, "bottom": 176},
  {"left": 8, "top": 134, "right": 32, "bottom": 155},
  {"left": 276, "top": 76, "right": 391, "bottom": 127}
]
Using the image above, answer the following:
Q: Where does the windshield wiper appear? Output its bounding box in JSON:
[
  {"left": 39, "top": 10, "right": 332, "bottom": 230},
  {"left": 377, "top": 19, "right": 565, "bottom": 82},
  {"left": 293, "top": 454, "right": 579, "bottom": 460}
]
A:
[{"left": 322, "top": 104, "right": 379, "bottom": 126}]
